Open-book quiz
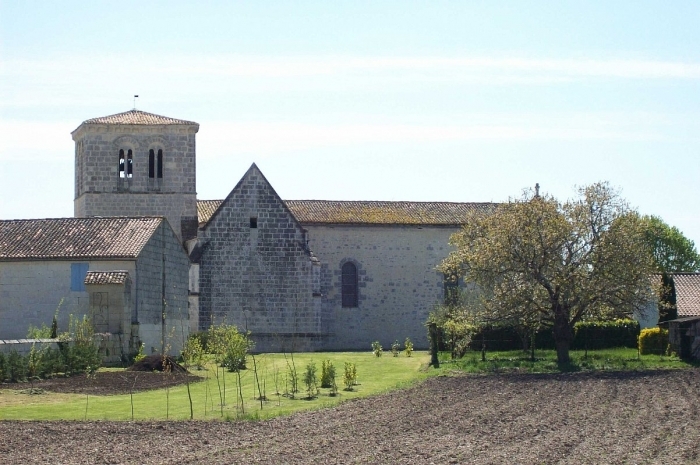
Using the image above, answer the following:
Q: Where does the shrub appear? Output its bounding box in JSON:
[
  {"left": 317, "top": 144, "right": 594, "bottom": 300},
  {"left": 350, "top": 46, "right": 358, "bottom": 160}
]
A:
[
  {"left": 391, "top": 340, "right": 400, "bottom": 357},
  {"left": 343, "top": 362, "right": 356, "bottom": 391},
  {"left": 6, "top": 350, "right": 27, "bottom": 382},
  {"left": 134, "top": 343, "right": 146, "bottom": 363},
  {"left": 573, "top": 319, "right": 640, "bottom": 350},
  {"left": 59, "top": 315, "right": 101, "bottom": 374},
  {"left": 303, "top": 362, "right": 318, "bottom": 399},
  {"left": 320, "top": 359, "right": 336, "bottom": 388},
  {"left": 0, "top": 352, "right": 5, "bottom": 381},
  {"left": 27, "top": 323, "right": 53, "bottom": 339},
  {"left": 182, "top": 335, "right": 205, "bottom": 369},
  {"left": 208, "top": 323, "right": 253, "bottom": 372},
  {"left": 639, "top": 327, "right": 669, "bottom": 355},
  {"left": 404, "top": 337, "right": 413, "bottom": 357},
  {"left": 371, "top": 341, "right": 383, "bottom": 357}
]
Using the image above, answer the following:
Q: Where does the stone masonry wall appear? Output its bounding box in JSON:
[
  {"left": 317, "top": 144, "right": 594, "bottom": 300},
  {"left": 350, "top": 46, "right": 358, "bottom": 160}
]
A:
[
  {"left": 134, "top": 222, "right": 191, "bottom": 355},
  {"left": 305, "top": 224, "right": 460, "bottom": 350},
  {"left": 0, "top": 260, "right": 134, "bottom": 340},
  {"left": 73, "top": 124, "right": 198, "bottom": 240},
  {"left": 199, "top": 167, "right": 321, "bottom": 352}
]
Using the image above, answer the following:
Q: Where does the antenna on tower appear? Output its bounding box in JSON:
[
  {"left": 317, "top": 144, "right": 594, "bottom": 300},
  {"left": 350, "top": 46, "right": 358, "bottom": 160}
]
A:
[{"left": 133, "top": 95, "right": 139, "bottom": 110}]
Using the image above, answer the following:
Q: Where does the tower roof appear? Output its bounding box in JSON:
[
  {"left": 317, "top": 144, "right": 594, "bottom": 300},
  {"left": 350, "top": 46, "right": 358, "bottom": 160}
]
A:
[{"left": 80, "top": 109, "right": 198, "bottom": 126}]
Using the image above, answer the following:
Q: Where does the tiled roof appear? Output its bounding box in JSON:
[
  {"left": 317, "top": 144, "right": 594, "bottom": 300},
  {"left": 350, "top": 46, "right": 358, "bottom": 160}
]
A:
[
  {"left": 286, "top": 200, "right": 496, "bottom": 225},
  {"left": 673, "top": 273, "right": 700, "bottom": 317},
  {"left": 0, "top": 217, "right": 162, "bottom": 261},
  {"left": 84, "top": 270, "right": 130, "bottom": 285},
  {"left": 197, "top": 200, "right": 222, "bottom": 226},
  {"left": 81, "top": 110, "right": 197, "bottom": 126},
  {"left": 197, "top": 199, "right": 495, "bottom": 226}
]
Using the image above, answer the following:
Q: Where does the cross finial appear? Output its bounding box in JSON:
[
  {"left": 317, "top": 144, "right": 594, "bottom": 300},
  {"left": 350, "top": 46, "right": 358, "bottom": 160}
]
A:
[{"left": 535, "top": 183, "right": 540, "bottom": 197}]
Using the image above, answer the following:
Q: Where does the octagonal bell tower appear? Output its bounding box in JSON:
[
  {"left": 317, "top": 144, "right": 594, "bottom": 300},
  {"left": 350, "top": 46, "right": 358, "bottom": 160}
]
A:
[{"left": 72, "top": 110, "right": 199, "bottom": 242}]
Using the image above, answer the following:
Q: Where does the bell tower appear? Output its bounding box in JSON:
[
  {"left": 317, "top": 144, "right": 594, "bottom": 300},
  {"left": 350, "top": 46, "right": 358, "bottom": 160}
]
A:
[{"left": 72, "top": 109, "right": 200, "bottom": 242}]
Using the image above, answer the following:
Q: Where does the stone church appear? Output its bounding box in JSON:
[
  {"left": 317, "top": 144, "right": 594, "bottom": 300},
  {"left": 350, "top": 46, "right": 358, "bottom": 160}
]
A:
[{"left": 1, "top": 109, "right": 494, "bottom": 355}]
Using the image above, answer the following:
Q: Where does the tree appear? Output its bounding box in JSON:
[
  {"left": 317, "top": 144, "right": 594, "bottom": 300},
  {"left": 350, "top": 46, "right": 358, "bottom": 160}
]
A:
[
  {"left": 640, "top": 215, "right": 700, "bottom": 322},
  {"left": 439, "top": 182, "right": 655, "bottom": 364},
  {"left": 641, "top": 215, "right": 700, "bottom": 273}
]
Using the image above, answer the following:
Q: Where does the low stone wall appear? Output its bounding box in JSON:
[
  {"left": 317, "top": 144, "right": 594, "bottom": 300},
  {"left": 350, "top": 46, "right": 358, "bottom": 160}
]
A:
[{"left": 0, "top": 339, "right": 59, "bottom": 355}]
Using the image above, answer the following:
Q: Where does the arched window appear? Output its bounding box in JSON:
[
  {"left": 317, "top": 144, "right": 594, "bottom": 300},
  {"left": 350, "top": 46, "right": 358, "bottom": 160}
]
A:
[
  {"left": 148, "top": 149, "right": 155, "bottom": 178},
  {"left": 118, "top": 149, "right": 125, "bottom": 178},
  {"left": 126, "top": 149, "right": 133, "bottom": 178},
  {"left": 341, "top": 262, "right": 358, "bottom": 308},
  {"left": 157, "top": 149, "right": 163, "bottom": 178}
]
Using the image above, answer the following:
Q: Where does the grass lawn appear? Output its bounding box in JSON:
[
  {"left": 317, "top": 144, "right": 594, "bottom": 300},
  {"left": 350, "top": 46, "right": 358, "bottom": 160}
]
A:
[
  {"left": 0, "top": 351, "right": 430, "bottom": 421},
  {"left": 1, "top": 347, "right": 695, "bottom": 421},
  {"left": 435, "top": 347, "right": 695, "bottom": 373}
]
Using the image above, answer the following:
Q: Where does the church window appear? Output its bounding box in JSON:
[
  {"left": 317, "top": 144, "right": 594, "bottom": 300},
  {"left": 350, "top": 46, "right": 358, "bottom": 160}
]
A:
[
  {"left": 126, "top": 149, "right": 133, "bottom": 178},
  {"left": 342, "top": 262, "right": 358, "bottom": 308},
  {"left": 443, "top": 273, "right": 459, "bottom": 306},
  {"left": 149, "top": 149, "right": 164, "bottom": 179},
  {"left": 149, "top": 149, "right": 155, "bottom": 178},
  {"left": 157, "top": 149, "right": 163, "bottom": 178},
  {"left": 250, "top": 217, "right": 257, "bottom": 228},
  {"left": 118, "top": 149, "right": 125, "bottom": 178},
  {"left": 70, "top": 263, "right": 89, "bottom": 292}
]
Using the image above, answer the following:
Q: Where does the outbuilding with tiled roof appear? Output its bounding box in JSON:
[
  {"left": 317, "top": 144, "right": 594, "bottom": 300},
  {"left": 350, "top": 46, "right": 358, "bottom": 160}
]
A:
[{"left": 0, "top": 217, "right": 190, "bottom": 364}]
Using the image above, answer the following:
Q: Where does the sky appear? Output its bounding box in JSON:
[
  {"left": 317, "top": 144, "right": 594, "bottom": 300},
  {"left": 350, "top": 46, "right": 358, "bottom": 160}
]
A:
[{"left": 1, "top": 1, "right": 699, "bottom": 246}]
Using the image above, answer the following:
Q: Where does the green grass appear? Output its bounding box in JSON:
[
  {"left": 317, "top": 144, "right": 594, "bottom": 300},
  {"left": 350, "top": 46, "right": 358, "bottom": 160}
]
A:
[
  {"left": 0, "top": 351, "right": 431, "bottom": 421},
  {"left": 435, "top": 347, "right": 695, "bottom": 374}
]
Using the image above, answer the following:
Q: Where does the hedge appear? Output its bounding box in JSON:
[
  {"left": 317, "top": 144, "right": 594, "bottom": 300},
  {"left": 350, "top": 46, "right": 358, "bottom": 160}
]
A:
[{"left": 638, "top": 327, "right": 669, "bottom": 355}]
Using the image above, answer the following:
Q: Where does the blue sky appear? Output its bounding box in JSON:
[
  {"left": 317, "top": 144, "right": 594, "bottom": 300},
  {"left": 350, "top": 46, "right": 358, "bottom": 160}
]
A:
[{"left": 1, "top": 1, "right": 699, "bottom": 246}]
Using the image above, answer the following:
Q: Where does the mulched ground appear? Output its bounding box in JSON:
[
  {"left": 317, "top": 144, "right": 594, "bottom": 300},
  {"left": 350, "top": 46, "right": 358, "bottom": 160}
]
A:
[
  {"left": 2, "top": 369, "right": 700, "bottom": 464},
  {"left": 3, "top": 371, "right": 201, "bottom": 395}
]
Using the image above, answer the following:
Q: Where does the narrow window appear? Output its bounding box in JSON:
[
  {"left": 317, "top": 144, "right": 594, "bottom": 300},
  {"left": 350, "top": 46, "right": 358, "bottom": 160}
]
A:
[
  {"left": 118, "top": 149, "right": 125, "bottom": 178},
  {"left": 70, "top": 263, "right": 89, "bottom": 292},
  {"left": 250, "top": 217, "right": 257, "bottom": 228},
  {"left": 126, "top": 149, "right": 133, "bottom": 178},
  {"left": 148, "top": 149, "right": 155, "bottom": 178},
  {"left": 443, "top": 273, "right": 459, "bottom": 306},
  {"left": 157, "top": 149, "right": 163, "bottom": 178},
  {"left": 342, "top": 262, "right": 358, "bottom": 308}
]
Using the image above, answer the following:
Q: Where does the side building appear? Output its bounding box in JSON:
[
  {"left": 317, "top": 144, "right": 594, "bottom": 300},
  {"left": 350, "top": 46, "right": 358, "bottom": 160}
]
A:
[{"left": 0, "top": 217, "right": 190, "bottom": 363}]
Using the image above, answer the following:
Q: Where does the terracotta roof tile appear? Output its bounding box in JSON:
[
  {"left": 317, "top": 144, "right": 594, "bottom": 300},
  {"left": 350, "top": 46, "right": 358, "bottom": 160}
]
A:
[
  {"left": 197, "top": 199, "right": 495, "bottom": 226},
  {"left": 0, "top": 217, "right": 162, "bottom": 261},
  {"left": 673, "top": 273, "right": 700, "bottom": 317},
  {"left": 82, "top": 110, "right": 197, "bottom": 126},
  {"left": 84, "top": 270, "right": 130, "bottom": 285},
  {"left": 197, "top": 200, "right": 222, "bottom": 226}
]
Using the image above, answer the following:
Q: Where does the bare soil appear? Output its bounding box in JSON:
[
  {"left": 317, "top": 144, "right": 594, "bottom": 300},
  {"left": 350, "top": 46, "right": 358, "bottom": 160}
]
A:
[
  {"left": 2, "top": 369, "right": 700, "bottom": 464},
  {"left": 3, "top": 371, "right": 200, "bottom": 395}
]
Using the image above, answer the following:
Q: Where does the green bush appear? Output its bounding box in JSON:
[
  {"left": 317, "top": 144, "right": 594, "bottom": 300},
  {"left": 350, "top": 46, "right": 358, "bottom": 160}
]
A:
[
  {"left": 573, "top": 319, "right": 640, "bottom": 350},
  {"left": 6, "top": 350, "right": 27, "bottom": 382},
  {"left": 207, "top": 323, "right": 253, "bottom": 372},
  {"left": 639, "top": 327, "right": 669, "bottom": 355},
  {"left": 303, "top": 362, "right": 318, "bottom": 399},
  {"left": 343, "top": 362, "right": 357, "bottom": 391},
  {"left": 320, "top": 359, "right": 336, "bottom": 388},
  {"left": 58, "top": 315, "right": 101, "bottom": 374},
  {"left": 371, "top": 341, "right": 383, "bottom": 357},
  {"left": 404, "top": 337, "right": 414, "bottom": 357},
  {"left": 189, "top": 331, "right": 210, "bottom": 353},
  {"left": 182, "top": 335, "right": 205, "bottom": 369}
]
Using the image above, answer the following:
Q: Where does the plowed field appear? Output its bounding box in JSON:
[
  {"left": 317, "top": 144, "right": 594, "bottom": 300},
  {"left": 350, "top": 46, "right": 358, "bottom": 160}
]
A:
[{"left": 2, "top": 369, "right": 699, "bottom": 464}]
